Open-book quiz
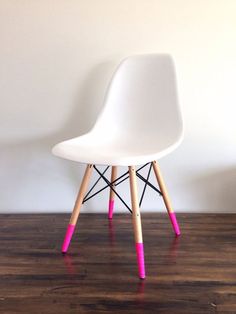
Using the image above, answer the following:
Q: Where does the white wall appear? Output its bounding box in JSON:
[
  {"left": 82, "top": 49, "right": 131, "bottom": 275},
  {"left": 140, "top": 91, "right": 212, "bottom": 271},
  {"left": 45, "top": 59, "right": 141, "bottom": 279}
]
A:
[{"left": 0, "top": 0, "right": 236, "bottom": 213}]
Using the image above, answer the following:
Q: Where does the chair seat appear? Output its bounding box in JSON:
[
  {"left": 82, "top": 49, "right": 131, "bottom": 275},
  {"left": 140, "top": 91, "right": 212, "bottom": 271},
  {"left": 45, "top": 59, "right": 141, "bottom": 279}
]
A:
[{"left": 52, "top": 131, "right": 182, "bottom": 166}]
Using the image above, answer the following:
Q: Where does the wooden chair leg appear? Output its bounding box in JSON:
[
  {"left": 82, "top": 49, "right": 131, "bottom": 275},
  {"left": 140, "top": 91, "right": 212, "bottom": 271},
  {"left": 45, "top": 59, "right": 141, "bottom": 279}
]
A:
[
  {"left": 152, "top": 161, "right": 180, "bottom": 236},
  {"left": 62, "top": 164, "right": 93, "bottom": 253},
  {"left": 129, "top": 166, "right": 146, "bottom": 279},
  {"left": 108, "top": 166, "right": 118, "bottom": 219}
]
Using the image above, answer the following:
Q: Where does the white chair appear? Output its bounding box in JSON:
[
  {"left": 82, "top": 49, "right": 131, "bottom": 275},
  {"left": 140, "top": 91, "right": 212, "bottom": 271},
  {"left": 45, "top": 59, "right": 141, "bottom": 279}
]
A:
[{"left": 52, "top": 54, "right": 184, "bottom": 279}]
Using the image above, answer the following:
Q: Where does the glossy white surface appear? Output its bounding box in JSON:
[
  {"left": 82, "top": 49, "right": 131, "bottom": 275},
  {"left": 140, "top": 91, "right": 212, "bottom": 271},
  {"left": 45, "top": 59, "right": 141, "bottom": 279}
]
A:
[{"left": 52, "top": 55, "right": 184, "bottom": 166}]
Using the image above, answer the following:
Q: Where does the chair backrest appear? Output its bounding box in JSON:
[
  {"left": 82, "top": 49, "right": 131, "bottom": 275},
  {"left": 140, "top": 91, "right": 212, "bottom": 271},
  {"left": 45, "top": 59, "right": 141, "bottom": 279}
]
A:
[{"left": 92, "top": 54, "right": 183, "bottom": 143}]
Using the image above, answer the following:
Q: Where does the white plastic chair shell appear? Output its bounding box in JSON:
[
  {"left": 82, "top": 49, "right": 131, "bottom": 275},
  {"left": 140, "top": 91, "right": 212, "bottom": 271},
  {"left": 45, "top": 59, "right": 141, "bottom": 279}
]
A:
[{"left": 52, "top": 54, "right": 184, "bottom": 166}]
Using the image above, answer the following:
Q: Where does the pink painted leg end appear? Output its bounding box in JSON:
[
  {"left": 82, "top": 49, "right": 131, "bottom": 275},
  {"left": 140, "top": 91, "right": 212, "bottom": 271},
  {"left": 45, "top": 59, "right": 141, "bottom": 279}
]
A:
[
  {"left": 61, "top": 224, "right": 75, "bottom": 253},
  {"left": 108, "top": 200, "right": 114, "bottom": 219},
  {"left": 136, "top": 243, "right": 146, "bottom": 279},
  {"left": 169, "top": 212, "right": 181, "bottom": 236}
]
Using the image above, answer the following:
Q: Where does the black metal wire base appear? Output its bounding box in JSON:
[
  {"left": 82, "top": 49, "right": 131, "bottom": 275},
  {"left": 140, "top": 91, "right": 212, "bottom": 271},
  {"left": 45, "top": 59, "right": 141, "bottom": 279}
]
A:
[{"left": 82, "top": 163, "right": 162, "bottom": 214}]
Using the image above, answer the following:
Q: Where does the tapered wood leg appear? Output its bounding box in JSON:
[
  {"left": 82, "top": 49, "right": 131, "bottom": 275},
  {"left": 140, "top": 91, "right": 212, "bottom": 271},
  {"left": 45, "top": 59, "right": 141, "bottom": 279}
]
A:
[
  {"left": 62, "top": 164, "right": 93, "bottom": 253},
  {"left": 152, "top": 161, "right": 180, "bottom": 236},
  {"left": 108, "top": 166, "right": 117, "bottom": 219},
  {"left": 129, "top": 166, "right": 146, "bottom": 279}
]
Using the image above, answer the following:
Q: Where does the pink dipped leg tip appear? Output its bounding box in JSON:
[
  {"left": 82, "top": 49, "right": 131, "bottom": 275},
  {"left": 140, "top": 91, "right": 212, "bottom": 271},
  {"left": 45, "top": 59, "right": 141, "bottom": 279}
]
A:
[
  {"left": 61, "top": 224, "right": 75, "bottom": 253},
  {"left": 136, "top": 243, "right": 146, "bottom": 279},
  {"left": 169, "top": 212, "right": 181, "bottom": 236},
  {"left": 108, "top": 200, "right": 114, "bottom": 219}
]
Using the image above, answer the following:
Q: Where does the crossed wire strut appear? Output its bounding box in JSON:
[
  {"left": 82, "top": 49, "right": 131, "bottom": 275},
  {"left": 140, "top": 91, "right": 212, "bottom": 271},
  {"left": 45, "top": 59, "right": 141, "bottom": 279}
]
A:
[{"left": 82, "top": 162, "right": 163, "bottom": 213}]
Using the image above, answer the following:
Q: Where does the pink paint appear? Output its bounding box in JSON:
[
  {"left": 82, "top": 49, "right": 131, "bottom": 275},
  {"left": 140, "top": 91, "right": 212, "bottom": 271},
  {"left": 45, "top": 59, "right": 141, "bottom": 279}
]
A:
[
  {"left": 136, "top": 243, "right": 146, "bottom": 279},
  {"left": 108, "top": 200, "right": 114, "bottom": 219},
  {"left": 61, "top": 224, "right": 75, "bottom": 253},
  {"left": 169, "top": 212, "right": 181, "bottom": 236}
]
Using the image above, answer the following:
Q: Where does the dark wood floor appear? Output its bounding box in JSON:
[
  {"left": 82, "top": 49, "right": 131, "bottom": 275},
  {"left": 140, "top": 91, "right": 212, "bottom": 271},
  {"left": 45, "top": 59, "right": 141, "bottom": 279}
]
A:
[{"left": 0, "top": 213, "right": 236, "bottom": 313}]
